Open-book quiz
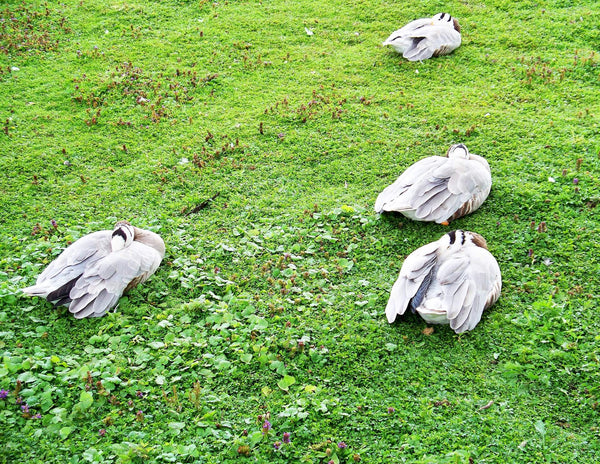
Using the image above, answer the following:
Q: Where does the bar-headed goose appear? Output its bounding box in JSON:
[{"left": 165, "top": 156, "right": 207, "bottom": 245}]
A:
[
  {"left": 375, "top": 144, "right": 491, "bottom": 224},
  {"left": 385, "top": 230, "right": 501, "bottom": 333},
  {"left": 383, "top": 12, "right": 461, "bottom": 61},
  {"left": 22, "top": 221, "right": 165, "bottom": 318}
]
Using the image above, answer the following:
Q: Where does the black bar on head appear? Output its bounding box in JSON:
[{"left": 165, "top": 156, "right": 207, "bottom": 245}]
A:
[
  {"left": 112, "top": 228, "right": 128, "bottom": 241},
  {"left": 448, "top": 230, "right": 457, "bottom": 244}
]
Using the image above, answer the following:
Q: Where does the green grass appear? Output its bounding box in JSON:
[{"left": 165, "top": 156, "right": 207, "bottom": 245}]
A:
[{"left": 1, "top": 0, "right": 600, "bottom": 462}]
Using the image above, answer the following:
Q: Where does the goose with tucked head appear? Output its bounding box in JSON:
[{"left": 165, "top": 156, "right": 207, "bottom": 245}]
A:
[
  {"left": 385, "top": 230, "right": 501, "bottom": 333},
  {"left": 22, "top": 221, "right": 165, "bottom": 318},
  {"left": 383, "top": 12, "right": 461, "bottom": 61},
  {"left": 375, "top": 143, "right": 492, "bottom": 225}
]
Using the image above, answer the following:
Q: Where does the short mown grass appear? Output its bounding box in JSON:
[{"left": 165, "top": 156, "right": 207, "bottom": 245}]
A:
[{"left": 1, "top": 0, "right": 599, "bottom": 462}]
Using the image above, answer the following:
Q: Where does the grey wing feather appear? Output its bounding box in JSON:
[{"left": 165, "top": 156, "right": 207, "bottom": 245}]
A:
[
  {"left": 403, "top": 27, "right": 461, "bottom": 61},
  {"left": 375, "top": 156, "right": 447, "bottom": 213},
  {"left": 68, "top": 242, "right": 163, "bottom": 318},
  {"left": 418, "top": 158, "right": 490, "bottom": 223},
  {"left": 446, "top": 159, "right": 490, "bottom": 196},
  {"left": 414, "top": 180, "right": 453, "bottom": 218},
  {"left": 383, "top": 18, "right": 434, "bottom": 45},
  {"left": 21, "top": 231, "right": 112, "bottom": 297},
  {"left": 385, "top": 240, "right": 440, "bottom": 323},
  {"left": 376, "top": 157, "right": 479, "bottom": 223},
  {"left": 403, "top": 38, "right": 435, "bottom": 61},
  {"left": 437, "top": 247, "right": 501, "bottom": 333},
  {"left": 37, "top": 231, "right": 112, "bottom": 283}
]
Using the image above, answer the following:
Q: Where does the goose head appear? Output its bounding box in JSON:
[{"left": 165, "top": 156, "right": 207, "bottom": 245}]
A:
[
  {"left": 446, "top": 143, "right": 470, "bottom": 160},
  {"left": 441, "top": 230, "right": 489, "bottom": 253},
  {"left": 111, "top": 221, "right": 135, "bottom": 251},
  {"left": 432, "top": 13, "right": 460, "bottom": 32}
]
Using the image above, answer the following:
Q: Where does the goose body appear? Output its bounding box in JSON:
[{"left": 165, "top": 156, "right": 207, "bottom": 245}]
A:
[
  {"left": 383, "top": 12, "right": 461, "bottom": 61},
  {"left": 22, "top": 221, "right": 165, "bottom": 318},
  {"left": 385, "top": 230, "right": 501, "bottom": 333},
  {"left": 374, "top": 144, "right": 491, "bottom": 224}
]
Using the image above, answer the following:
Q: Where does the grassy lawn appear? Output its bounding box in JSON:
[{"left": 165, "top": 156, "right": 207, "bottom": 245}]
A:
[{"left": 1, "top": 0, "right": 599, "bottom": 462}]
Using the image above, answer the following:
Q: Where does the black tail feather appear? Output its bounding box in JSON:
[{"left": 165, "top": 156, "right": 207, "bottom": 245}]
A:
[
  {"left": 409, "top": 267, "right": 435, "bottom": 312},
  {"left": 46, "top": 275, "right": 81, "bottom": 306}
]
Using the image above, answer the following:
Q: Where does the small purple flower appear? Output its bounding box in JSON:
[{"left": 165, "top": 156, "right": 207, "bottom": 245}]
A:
[
  {"left": 527, "top": 248, "right": 534, "bottom": 257},
  {"left": 573, "top": 178, "right": 579, "bottom": 185},
  {"left": 136, "top": 390, "right": 146, "bottom": 398},
  {"left": 273, "top": 441, "right": 281, "bottom": 450},
  {"left": 21, "top": 404, "right": 29, "bottom": 413},
  {"left": 328, "top": 461, "right": 335, "bottom": 464},
  {"left": 338, "top": 441, "right": 347, "bottom": 449},
  {"left": 51, "top": 219, "right": 58, "bottom": 228},
  {"left": 282, "top": 432, "right": 291, "bottom": 443},
  {"left": 99, "top": 428, "right": 106, "bottom": 437},
  {"left": 135, "top": 410, "right": 144, "bottom": 421},
  {"left": 262, "top": 420, "right": 272, "bottom": 434},
  {"left": 0, "top": 389, "right": 9, "bottom": 399},
  {"left": 16, "top": 397, "right": 22, "bottom": 404},
  {"left": 387, "top": 407, "right": 395, "bottom": 414},
  {"left": 128, "top": 399, "right": 134, "bottom": 407},
  {"left": 33, "top": 413, "right": 42, "bottom": 419}
]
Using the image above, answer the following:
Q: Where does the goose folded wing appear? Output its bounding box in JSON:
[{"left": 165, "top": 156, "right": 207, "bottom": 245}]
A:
[
  {"left": 68, "top": 242, "right": 163, "bottom": 318},
  {"left": 385, "top": 240, "right": 439, "bottom": 323},
  {"left": 411, "top": 159, "right": 482, "bottom": 222},
  {"left": 39, "top": 231, "right": 112, "bottom": 282},
  {"left": 437, "top": 248, "right": 499, "bottom": 333},
  {"left": 383, "top": 18, "right": 434, "bottom": 45},
  {"left": 375, "top": 156, "right": 446, "bottom": 212},
  {"left": 22, "top": 231, "right": 112, "bottom": 298},
  {"left": 403, "top": 27, "right": 460, "bottom": 61}
]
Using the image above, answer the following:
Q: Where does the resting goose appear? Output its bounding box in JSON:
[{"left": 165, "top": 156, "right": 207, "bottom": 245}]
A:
[
  {"left": 385, "top": 230, "right": 501, "bottom": 333},
  {"left": 374, "top": 143, "right": 491, "bottom": 224},
  {"left": 22, "top": 221, "right": 165, "bottom": 318},
  {"left": 383, "top": 12, "right": 461, "bottom": 61}
]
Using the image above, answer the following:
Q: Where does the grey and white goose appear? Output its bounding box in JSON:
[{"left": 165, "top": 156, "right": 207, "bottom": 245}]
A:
[
  {"left": 383, "top": 12, "right": 461, "bottom": 61},
  {"left": 22, "top": 221, "right": 165, "bottom": 318},
  {"left": 385, "top": 230, "right": 501, "bottom": 333},
  {"left": 374, "top": 143, "right": 491, "bottom": 225}
]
